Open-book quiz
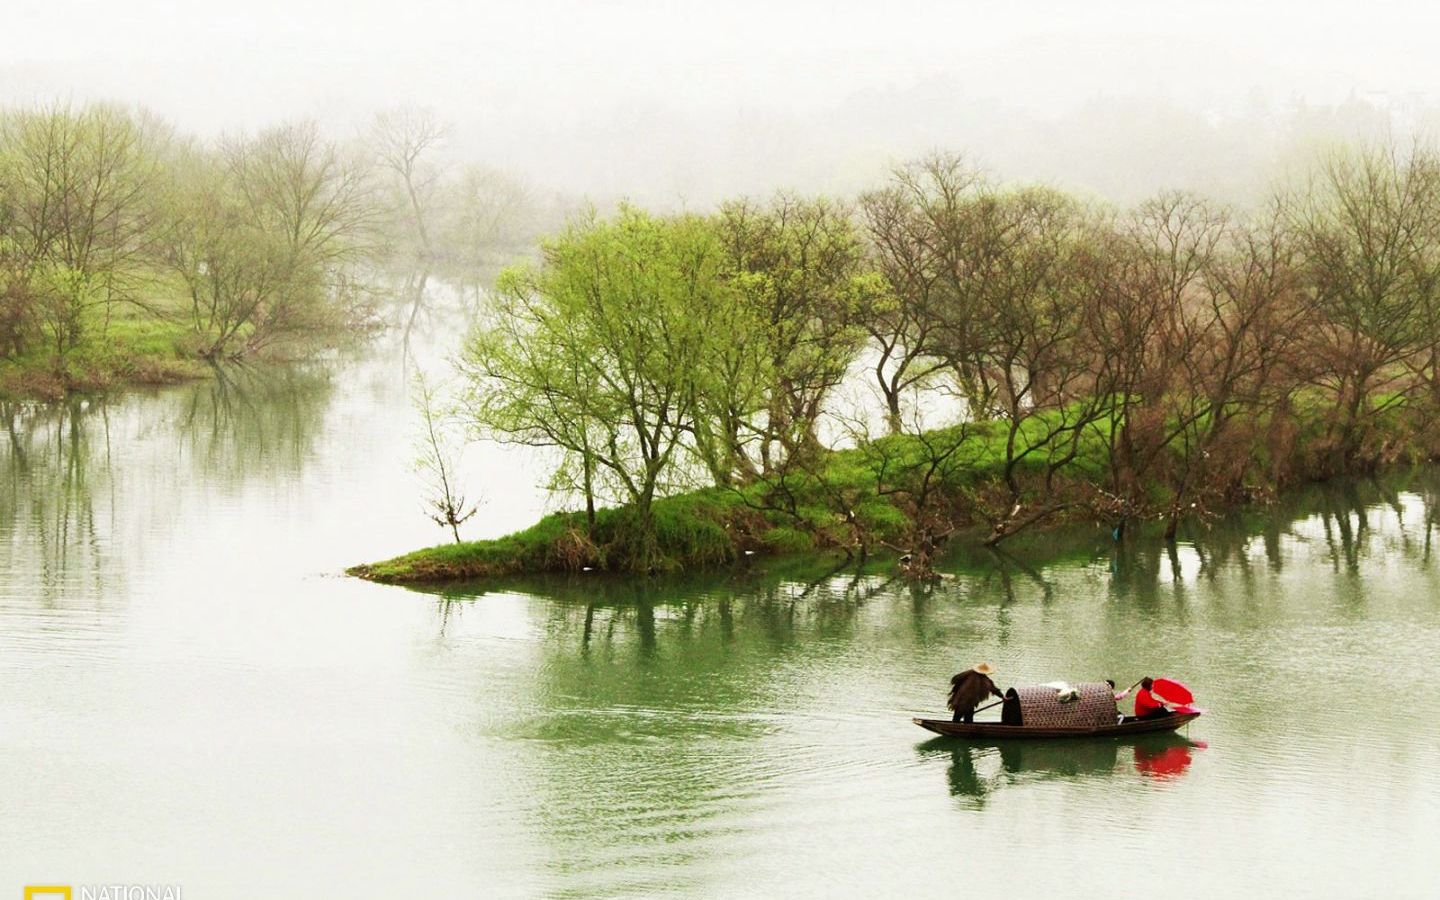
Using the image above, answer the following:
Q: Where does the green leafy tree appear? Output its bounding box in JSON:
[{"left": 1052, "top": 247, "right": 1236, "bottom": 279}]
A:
[
  {"left": 686, "top": 275, "right": 770, "bottom": 487},
  {"left": 715, "top": 195, "right": 868, "bottom": 472},
  {"left": 0, "top": 103, "right": 160, "bottom": 356},
  {"left": 155, "top": 148, "right": 293, "bottom": 358},
  {"left": 461, "top": 207, "right": 727, "bottom": 569}
]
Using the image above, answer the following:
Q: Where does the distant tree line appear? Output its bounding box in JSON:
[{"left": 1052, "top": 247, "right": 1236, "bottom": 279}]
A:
[
  {"left": 463, "top": 144, "right": 1440, "bottom": 567},
  {"left": 0, "top": 102, "right": 547, "bottom": 369}
]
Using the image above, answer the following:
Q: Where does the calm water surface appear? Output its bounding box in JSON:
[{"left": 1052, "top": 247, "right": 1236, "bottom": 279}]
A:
[{"left": 2, "top": 331, "right": 1439, "bottom": 898}]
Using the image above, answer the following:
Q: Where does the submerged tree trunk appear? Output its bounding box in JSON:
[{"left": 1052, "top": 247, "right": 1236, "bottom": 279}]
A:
[
  {"left": 986, "top": 502, "right": 1074, "bottom": 547},
  {"left": 1163, "top": 512, "right": 1180, "bottom": 543}
]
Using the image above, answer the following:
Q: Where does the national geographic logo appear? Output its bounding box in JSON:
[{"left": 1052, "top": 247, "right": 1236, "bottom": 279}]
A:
[{"left": 25, "top": 888, "right": 181, "bottom": 900}]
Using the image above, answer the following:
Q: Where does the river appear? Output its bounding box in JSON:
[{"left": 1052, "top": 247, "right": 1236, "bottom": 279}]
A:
[{"left": 2, "top": 318, "right": 1439, "bottom": 898}]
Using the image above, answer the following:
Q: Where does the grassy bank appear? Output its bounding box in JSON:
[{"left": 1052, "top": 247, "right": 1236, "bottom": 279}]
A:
[
  {"left": 343, "top": 409, "right": 1271, "bottom": 584},
  {"left": 0, "top": 280, "right": 372, "bottom": 402},
  {"left": 351, "top": 489, "right": 764, "bottom": 583},
  {"left": 350, "top": 393, "right": 1440, "bottom": 586},
  {"left": 392, "top": 478, "right": 1398, "bottom": 600},
  {"left": 0, "top": 305, "right": 209, "bottom": 401}
]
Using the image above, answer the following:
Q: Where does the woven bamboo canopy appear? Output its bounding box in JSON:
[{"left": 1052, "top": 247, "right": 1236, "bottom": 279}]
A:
[{"left": 1003, "top": 682, "right": 1117, "bottom": 728}]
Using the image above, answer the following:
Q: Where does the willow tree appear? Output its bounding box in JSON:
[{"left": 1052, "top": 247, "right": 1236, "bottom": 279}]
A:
[
  {"left": 0, "top": 103, "right": 160, "bottom": 355},
  {"left": 715, "top": 195, "right": 868, "bottom": 472},
  {"left": 686, "top": 277, "right": 770, "bottom": 487},
  {"left": 152, "top": 122, "right": 371, "bottom": 359},
  {"left": 461, "top": 207, "right": 728, "bottom": 568}
]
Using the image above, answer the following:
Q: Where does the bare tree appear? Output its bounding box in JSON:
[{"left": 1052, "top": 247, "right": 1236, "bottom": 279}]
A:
[
  {"left": 868, "top": 415, "right": 976, "bottom": 577},
  {"left": 1150, "top": 205, "right": 1310, "bottom": 535},
  {"left": 217, "top": 121, "right": 375, "bottom": 355},
  {"left": 858, "top": 159, "right": 972, "bottom": 433},
  {"left": 414, "top": 373, "right": 479, "bottom": 543},
  {"left": 902, "top": 154, "right": 1005, "bottom": 420},
  {"left": 1286, "top": 143, "right": 1440, "bottom": 470},
  {"left": 968, "top": 187, "right": 1112, "bottom": 544},
  {"left": 370, "top": 107, "right": 448, "bottom": 262},
  {"left": 1086, "top": 192, "right": 1227, "bottom": 531}
]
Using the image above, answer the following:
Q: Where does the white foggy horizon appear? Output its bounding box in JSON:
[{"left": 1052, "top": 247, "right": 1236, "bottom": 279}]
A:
[{"left": 5, "top": 0, "right": 1440, "bottom": 206}]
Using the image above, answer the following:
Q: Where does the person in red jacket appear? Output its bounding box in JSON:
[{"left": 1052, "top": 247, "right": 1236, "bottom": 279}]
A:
[{"left": 1132, "top": 677, "right": 1172, "bottom": 719}]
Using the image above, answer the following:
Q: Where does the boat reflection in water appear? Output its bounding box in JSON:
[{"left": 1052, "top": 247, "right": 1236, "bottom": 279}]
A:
[
  {"left": 918, "top": 734, "right": 1205, "bottom": 807},
  {"left": 1134, "top": 737, "right": 1208, "bottom": 779}
]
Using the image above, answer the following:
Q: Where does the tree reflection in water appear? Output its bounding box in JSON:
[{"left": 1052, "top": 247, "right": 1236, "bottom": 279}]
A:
[
  {"left": 390, "top": 474, "right": 1440, "bottom": 892},
  {"left": 0, "top": 362, "right": 335, "bottom": 603}
]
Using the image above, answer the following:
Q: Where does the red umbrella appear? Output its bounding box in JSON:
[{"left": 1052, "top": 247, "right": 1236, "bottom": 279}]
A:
[{"left": 1151, "top": 678, "right": 1194, "bottom": 705}]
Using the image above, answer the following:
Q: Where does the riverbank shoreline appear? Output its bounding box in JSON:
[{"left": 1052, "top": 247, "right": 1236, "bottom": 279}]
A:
[
  {"left": 0, "top": 305, "right": 377, "bottom": 402},
  {"left": 347, "top": 508, "right": 1086, "bottom": 586},
  {"left": 0, "top": 314, "right": 211, "bottom": 402},
  {"left": 349, "top": 416, "right": 1439, "bottom": 586},
  {"left": 0, "top": 354, "right": 211, "bottom": 402}
]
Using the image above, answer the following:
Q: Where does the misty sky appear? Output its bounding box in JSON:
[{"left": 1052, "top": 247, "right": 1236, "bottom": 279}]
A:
[{"left": 5, "top": 1, "right": 1440, "bottom": 204}]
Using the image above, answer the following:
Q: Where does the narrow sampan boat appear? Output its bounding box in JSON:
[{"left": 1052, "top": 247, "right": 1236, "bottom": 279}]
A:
[
  {"left": 914, "top": 712, "right": 1201, "bottom": 739},
  {"left": 914, "top": 681, "right": 1201, "bottom": 739}
]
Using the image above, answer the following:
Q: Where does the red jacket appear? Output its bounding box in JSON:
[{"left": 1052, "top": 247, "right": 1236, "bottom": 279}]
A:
[{"left": 1134, "top": 687, "right": 1165, "bottom": 717}]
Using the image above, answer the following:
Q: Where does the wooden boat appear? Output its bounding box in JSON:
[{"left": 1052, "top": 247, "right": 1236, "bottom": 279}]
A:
[
  {"left": 915, "top": 680, "right": 1202, "bottom": 739},
  {"left": 913, "top": 711, "right": 1201, "bottom": 740}
]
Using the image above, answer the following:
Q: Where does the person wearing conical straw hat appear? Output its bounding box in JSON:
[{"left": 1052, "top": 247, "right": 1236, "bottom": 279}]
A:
[{"left": 948, "top": 662, "right": 1002, "bottom": 723}]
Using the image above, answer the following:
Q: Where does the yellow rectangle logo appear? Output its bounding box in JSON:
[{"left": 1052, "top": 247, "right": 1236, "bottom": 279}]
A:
[{"left": 25, "top": 889, "right": 72, "bottom": 900}]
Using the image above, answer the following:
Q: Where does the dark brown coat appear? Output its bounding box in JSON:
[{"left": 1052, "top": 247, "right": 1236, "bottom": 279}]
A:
[{"left": 947, "top": 670, "right": 1002, "bottom": 715}]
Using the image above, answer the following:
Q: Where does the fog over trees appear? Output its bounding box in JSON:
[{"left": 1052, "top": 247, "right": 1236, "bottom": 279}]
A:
[
  {"left": 439, "top": 143, "right": 1440, "bottom": 572},
  {"left": 7, "top": 1, "right": 1440, "bottom": 207},
  {"left": 0, "top": 102, "right": 562, "bottom": 372},
  {"left": 11, "top": 0, "right": 1440, "bottom": 572}
]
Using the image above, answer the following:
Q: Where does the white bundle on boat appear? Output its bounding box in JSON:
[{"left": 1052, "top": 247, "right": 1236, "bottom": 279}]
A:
[{"left": 1040, "top": 680, "right": 1080, "bottom": 704}]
